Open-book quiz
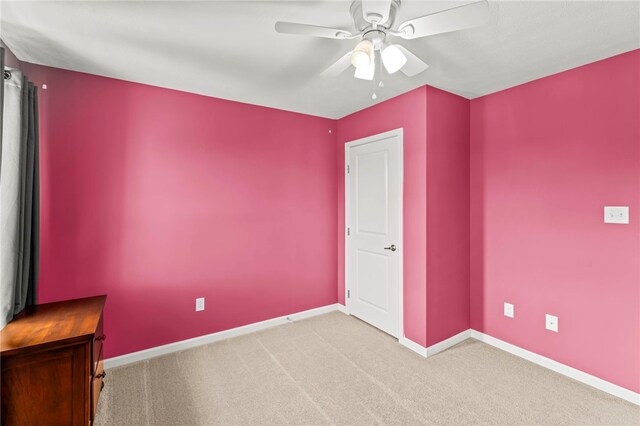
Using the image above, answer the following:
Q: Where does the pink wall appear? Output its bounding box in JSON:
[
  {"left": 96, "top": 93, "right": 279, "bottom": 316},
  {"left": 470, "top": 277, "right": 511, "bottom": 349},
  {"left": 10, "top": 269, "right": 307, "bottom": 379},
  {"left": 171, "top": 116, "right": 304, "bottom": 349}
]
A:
[
  {"left": 337, "top": 88, "right": 428, "bottom": 346},
  {"left": 22, "top": 47, "right": 637, "bottom": 396},
  {"left": 425, "top": 87, "right": 470, "bottom": 346},
  {"left": 470, "top": 50, "right": 640, "bottom": 392},
  {"left": 23, "top": 64, "right": 338, "bottom": 359}
]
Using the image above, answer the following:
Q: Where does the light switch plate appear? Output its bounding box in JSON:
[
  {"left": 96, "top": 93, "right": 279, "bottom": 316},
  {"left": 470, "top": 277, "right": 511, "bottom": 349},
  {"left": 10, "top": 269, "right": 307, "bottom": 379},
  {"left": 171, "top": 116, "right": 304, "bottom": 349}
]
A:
[
  {"left": 504, "top": 302, "right": 514, "bottom": 318},
  {"left": 604, "top": 206, "right": 629, "bottom": 224},
  {"left": 545, "top": 314, "right": 558, "bottom": 332},
  {"left": 196, "top": 297, "right": 205, "bottom": 312}
]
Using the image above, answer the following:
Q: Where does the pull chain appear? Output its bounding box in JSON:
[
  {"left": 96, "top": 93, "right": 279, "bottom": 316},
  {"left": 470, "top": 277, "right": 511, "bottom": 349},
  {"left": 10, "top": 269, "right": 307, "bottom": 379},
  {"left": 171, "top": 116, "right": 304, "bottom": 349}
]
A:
[
  {"left": 372, "top": 50, "right": 380, "bottom": 100},
  {"left": 378, "top": 49, "right": 384, "bottom": 89},
  {"left": 372, "top": 50, "right": 384, "bottom": 100}
]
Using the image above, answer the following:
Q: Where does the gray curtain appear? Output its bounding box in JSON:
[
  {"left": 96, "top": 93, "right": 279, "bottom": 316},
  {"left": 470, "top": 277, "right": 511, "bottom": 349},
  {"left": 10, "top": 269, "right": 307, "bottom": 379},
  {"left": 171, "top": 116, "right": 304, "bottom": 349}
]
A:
[
  {"left": 0, "top": 62, "right": 39, "bottom": 329},
  {"left": 1, "top": 47, "right": 4, "bottom": 166}
]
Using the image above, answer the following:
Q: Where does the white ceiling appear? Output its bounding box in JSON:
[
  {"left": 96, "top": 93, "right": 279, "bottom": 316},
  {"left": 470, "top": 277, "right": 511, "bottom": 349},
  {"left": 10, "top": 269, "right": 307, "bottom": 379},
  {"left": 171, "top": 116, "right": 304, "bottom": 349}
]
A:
[{"left": 1, "top": 1, "right": 638, "bottom": 119}]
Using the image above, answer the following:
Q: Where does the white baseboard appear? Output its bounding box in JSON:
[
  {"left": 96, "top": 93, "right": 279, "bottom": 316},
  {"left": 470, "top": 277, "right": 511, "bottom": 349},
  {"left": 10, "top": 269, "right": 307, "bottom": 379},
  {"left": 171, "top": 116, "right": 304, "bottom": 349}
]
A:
[
  {"left": 399, "top": 336, "right": 428, "bottom": 357},
  {"left": 335, "top": 303, "right": 347, "bottom": 313},
  {"left": 104, "top": 306, "right": 639, "bottom": 406},
  {"left": 426, "top": 329, "right": 472, "bottom": 357},
  {"left": 399, "top": 329, "right": 472, "bottom": 358},
  {"left": 469, "top": 330, "right": 640, "bottom": 406},
  {"left": 401, "top": 328, "right": 639, "bottom": 405},
  {"left": 104, "top": 303, "right": 343, "bottom": 370}
]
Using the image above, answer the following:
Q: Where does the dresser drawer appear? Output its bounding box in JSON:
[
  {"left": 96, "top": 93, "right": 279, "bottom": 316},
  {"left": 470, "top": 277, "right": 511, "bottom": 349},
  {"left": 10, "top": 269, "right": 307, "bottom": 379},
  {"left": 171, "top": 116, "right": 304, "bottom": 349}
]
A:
[
  {"left": 92, "top": 349, "right": 105, "bottom": 421},
  {"left": 92, "top": 315, "right": 105, "bottom": 374}
]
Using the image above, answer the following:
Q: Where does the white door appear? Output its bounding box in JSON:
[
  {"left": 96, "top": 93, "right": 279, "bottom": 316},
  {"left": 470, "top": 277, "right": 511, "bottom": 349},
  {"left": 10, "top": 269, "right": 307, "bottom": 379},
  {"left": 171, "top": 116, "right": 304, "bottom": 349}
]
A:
[{"left": 346, "top": 129, "right": 402, "bottom": 338}]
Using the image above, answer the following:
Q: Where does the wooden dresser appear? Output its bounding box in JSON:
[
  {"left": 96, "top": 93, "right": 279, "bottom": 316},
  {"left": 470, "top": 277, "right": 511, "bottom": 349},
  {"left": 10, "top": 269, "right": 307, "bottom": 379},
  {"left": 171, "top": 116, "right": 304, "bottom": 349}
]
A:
[{"left": 0, "top": 296, "right": 107, "bottom": 425}]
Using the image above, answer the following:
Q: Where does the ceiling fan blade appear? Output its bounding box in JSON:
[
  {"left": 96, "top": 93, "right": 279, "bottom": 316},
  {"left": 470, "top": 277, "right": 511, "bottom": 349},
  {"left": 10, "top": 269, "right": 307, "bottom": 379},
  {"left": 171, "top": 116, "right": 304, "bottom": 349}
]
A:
[
  {"left": 362, "top": 0, "right": 393, "bottom": 25},
  {"left": 320, "top": 52, "right": 353, "bottom": 77},
  {"left": 275, "top": 21, "right": 353, "bottom": 39},
  {"left": 397, "top": 0, "right": 489, "bottom": 40},
  {"left": 395, "top": 45, "right": 428, "bottom": 77}
]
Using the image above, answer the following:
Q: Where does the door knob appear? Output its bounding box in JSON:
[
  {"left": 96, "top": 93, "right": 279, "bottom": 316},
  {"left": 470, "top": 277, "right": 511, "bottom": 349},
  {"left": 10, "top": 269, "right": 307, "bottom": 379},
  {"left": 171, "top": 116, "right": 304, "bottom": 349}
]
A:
[{"left": 384, "top": 245, "right": 397, "bottom": 252}]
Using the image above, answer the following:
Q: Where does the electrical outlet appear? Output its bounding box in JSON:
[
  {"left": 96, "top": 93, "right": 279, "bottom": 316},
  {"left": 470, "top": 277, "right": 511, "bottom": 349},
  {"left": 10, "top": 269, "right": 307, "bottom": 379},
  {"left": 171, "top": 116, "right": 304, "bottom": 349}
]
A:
[
  {"left": 545, "top": 314, "right": 558, "bottom": 332},
  {"left": 604, "top": 206, "right": 629, "bottom": 224},
  {"left": 504, "top": 302, "right": 514, "bottom": 318},
  {"left": 195, "top": 297, "right": 205, "bottom": 312}
]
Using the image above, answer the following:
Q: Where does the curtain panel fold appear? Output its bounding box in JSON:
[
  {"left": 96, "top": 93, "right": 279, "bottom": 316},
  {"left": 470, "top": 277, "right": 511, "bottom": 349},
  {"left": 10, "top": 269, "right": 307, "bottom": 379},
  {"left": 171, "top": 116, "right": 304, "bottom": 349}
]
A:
[{"left": 1, "top": 60, "right": 40, "bottom": 330}]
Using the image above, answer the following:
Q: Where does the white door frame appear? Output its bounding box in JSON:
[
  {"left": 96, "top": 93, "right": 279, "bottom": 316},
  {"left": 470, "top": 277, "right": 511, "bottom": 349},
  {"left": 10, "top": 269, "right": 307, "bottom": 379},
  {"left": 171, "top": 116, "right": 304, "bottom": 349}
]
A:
[{"left": 344, "top": 128, "right": 404, "bottom": 342}]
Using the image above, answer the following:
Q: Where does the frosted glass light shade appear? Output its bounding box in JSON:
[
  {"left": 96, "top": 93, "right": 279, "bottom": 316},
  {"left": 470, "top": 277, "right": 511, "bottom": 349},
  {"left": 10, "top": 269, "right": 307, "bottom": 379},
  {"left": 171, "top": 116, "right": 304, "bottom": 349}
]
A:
[
  {"left": 381, "top": 44, "right": 407, "bottom": 74},
  {"left": 354, "top": 56, "right": 375, "bottom": 80},
  {"left": 351, "top": 40, "right": 374, "bottom": 68}
]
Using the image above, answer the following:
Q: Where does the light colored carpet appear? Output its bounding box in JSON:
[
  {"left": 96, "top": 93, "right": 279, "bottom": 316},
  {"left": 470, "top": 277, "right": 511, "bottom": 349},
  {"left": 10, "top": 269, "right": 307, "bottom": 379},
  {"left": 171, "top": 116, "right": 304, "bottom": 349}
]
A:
[{"left": 95, "top": 311, "right": 639, "bottom": 425}]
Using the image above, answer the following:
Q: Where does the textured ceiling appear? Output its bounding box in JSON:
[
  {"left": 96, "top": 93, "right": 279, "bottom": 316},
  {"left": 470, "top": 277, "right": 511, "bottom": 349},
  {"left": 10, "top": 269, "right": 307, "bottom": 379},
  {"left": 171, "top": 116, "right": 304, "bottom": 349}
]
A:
[{"left": 1, "top": 1, "right": 638, "bottom": 119}]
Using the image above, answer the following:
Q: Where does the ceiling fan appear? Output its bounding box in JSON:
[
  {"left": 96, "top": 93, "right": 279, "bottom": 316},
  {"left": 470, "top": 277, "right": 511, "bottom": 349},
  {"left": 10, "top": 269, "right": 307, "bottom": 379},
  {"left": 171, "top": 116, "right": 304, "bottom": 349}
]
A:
[{"left": 275, "top": 0, "right": 489, "bottom": 87}]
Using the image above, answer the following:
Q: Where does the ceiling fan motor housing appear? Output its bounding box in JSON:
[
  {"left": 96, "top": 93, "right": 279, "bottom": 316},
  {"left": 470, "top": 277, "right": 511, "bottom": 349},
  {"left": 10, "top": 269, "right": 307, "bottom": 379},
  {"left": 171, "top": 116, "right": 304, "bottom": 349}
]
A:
[
  {"left": 363, "top": 29, "right": 387, "bottom": 50},
  {"left": 350, "top": 0, "right": 401, "bottom": 31}
]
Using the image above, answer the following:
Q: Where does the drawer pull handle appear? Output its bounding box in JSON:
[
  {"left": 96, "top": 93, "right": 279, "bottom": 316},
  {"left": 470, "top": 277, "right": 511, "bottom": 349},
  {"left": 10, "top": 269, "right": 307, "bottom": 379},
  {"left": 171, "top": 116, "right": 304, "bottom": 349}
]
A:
[
  {"left": 96, "top": 334, "right": 107, "bottom": 341},
  {"left": 96, "top": 372, "right": 106, "bottom": 379}
]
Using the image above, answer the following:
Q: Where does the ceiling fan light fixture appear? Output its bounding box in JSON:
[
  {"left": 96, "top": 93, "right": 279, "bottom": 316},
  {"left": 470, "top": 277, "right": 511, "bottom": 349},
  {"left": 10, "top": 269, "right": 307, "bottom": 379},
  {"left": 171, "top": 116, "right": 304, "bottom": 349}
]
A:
[
  {"left": 351, "top": 39, "right": 374, "bottom": 68},
  {"left": 381, "top": 44, "right": 407, "bottom": 74},
  {"left": 354, "top": 55, "right": 375, "bottom": 80}
]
